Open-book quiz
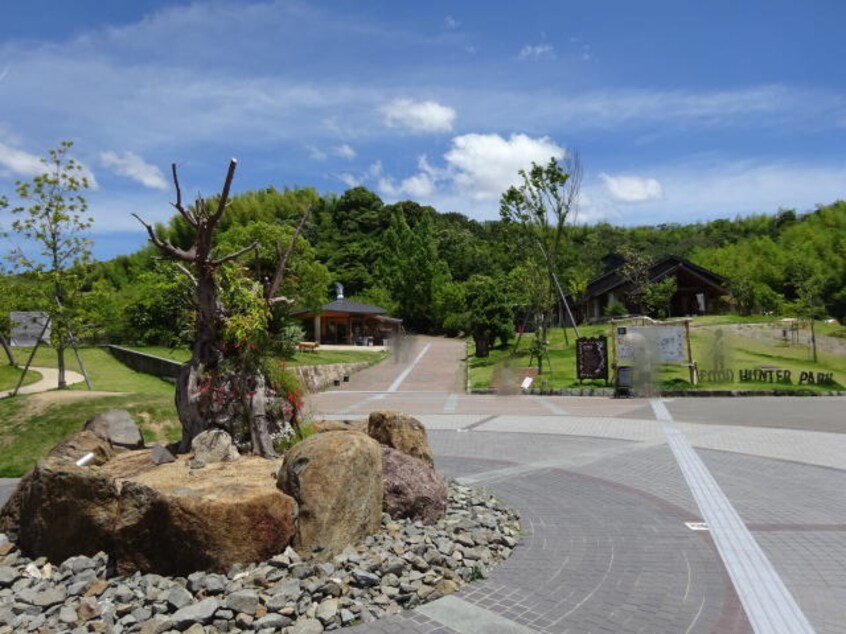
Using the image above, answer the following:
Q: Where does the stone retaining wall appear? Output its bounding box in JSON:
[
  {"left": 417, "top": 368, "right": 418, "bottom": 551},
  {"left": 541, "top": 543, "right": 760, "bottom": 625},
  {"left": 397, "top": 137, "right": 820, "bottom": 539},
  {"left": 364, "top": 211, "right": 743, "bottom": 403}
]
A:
[
  {"left": 105, "top": 345, "right": 369, "bottom": 393},
  {"left": 291, "top": 363, "right": 370, "bottom": 392},
  {"left": 105, "top": 345, "right": 182, "bottom": 380}
]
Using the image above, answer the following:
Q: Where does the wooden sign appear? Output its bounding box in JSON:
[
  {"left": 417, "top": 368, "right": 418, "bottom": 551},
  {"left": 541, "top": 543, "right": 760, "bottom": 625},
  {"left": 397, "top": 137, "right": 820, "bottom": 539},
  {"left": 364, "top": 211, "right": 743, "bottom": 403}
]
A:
[{"left": 576, "top": 336, "right": 609, "bottom": 382}]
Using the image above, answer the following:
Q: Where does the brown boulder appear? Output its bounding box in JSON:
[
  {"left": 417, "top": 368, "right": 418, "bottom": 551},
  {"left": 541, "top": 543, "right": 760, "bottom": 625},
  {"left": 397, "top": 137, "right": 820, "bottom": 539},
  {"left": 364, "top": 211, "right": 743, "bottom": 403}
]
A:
[
  {"left": 0, "top": 451, "right": 296, "bottom": 575},
  {"left": 367, "top": 411, "right": 434, "bottom": 467},
  {"left": 277, "top": 431, "right": 382, "bottom": 559},
  {"left": 0, "top": 458, "right": 119, "bottom": 562},
  {"left": 47, "top": 430, "right": 115, "bottom": 466},
  {"left": 380, "top": 446, "right": 446, "bottom": 524},
  {"left": 311, "top": 419, "right": 367, "bottom": 434},
  {"left": 112, "top": 454, "right": 295, "bottom": 575}
]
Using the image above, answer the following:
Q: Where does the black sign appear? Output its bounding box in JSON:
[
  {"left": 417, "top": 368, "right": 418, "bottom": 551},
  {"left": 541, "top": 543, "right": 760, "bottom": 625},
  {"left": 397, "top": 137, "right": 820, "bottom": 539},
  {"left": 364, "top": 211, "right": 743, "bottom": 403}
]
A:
[{"left": 576, "top": 337, "right": 609, "bottom": 382}]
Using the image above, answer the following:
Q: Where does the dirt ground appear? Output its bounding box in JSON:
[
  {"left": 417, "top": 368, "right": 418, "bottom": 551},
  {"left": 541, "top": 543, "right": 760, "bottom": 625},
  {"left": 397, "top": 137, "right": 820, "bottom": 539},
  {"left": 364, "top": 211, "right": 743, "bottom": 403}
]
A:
[{"left": 21, "top": 390, "right": 125, "bottom": 417}]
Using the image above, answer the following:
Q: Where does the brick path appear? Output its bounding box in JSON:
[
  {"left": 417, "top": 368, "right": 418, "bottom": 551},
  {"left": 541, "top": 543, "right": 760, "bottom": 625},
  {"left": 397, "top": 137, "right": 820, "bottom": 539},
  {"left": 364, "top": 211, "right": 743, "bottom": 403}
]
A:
[{"left": 309, "top": 335, "right": 846, "bottom": 633}]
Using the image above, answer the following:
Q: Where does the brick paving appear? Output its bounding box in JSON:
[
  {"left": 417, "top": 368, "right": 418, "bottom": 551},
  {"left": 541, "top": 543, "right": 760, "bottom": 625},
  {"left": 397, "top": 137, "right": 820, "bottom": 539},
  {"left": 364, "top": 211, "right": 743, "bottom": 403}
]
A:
[{"left": 312, "top": 336, "right": 846, "bottom": 633}]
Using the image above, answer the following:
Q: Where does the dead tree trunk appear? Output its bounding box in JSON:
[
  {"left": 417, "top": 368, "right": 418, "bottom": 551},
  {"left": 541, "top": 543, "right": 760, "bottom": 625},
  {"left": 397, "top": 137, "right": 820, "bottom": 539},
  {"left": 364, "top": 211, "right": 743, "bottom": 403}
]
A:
[
  {"left": 135, "top": 159, "right": 255, "bottom": 453},
  {"left": 134, "top": 159, "right": 310, "bottom": 457}
]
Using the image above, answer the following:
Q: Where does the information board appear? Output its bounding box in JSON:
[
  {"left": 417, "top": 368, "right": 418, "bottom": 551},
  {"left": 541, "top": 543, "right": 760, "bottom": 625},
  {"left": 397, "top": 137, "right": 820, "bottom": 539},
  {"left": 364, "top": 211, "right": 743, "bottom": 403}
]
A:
[
  {"left": 576, "top": 336, "right": 609, "bottom": 381},
  {"left": 615, "top": 325, "right": 686, "bottom": 363},
  {"left": 10, "top": 312, "right": 50, "bottom": 347}
]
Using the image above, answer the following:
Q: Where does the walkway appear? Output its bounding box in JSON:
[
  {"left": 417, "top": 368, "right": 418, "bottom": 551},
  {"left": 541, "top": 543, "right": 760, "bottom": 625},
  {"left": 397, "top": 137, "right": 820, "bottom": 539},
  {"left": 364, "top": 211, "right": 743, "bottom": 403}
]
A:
[
  {"left": 308, "top": 335, "right": 846, "bottom": 633},
  {"left": 0, "top": 366, "right": 86, "bottom": 399}
]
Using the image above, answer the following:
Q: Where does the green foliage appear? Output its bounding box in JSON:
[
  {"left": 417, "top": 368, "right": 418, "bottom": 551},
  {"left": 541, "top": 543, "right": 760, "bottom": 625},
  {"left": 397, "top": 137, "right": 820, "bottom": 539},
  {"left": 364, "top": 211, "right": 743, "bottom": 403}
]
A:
[
  {"left": 0, "top": 141, "right": 93, "bottom": 383},
  {"left": 123, "top": 263, "right": 194, "bottom": 346},
  {"left": 277, "top": 323, "right": 305, "bottom": 360},
  {"left": 465, "top": 274, "right": 513, "bottom": 357},
  {"left": 605, "top": 298, "right": 628, "bottom": 317}
]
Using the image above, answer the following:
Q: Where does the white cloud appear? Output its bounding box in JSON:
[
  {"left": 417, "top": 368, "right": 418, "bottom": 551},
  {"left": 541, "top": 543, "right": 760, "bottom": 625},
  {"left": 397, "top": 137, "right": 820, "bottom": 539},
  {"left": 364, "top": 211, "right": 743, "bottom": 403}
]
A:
[
  {"left": 381, "top": 98, "right": 456, "bottom": 133},
  {"left": 519, "top": 43, "right": 555, "bottom": 61},
  {"left": 378, "top": 157, "right": 441, "bottom": 198},
  {"left": 0, "top": 141, "right": 43, "bottom": 177},
  {"left": 333, "top": 144, "right": 357, "bottom": 160},
  {"left": 444, "top": 15, "right": 460, "bottom": 30},
  {"left": 444, "top": 133, "right": 565, "bottom": 200},
  {"left": 100, "top": 150, "right": 167, "bottom": 190},
  {"left": 600, "top": 173, "right": 663, "bottom": 203},
  {"left": 336, "top": 173, "right": 359, "bottom": 188}
]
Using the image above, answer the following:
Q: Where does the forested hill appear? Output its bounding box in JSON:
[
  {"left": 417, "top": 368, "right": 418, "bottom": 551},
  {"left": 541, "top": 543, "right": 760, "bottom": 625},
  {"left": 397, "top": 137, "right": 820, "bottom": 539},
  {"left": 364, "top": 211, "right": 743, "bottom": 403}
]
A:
[{"left": 14, "top": 186, "right": 844, "bottom": 344}]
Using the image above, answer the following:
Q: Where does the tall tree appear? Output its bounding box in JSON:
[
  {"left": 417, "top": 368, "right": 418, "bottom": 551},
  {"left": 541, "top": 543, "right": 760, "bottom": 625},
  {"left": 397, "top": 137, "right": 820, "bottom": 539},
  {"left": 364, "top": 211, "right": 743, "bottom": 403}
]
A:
[
  {"left": 0, "top": 141, "right": 93, "bottom": 388},
  {"left": 500, "top": 155, "right": 581, "bottom": 366}
]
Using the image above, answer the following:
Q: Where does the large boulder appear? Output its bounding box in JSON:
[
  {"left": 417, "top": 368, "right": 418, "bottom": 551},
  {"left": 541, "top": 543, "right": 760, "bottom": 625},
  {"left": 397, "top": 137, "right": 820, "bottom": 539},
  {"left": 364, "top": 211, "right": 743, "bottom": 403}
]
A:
[
  {"left": 47, "top": 430, "right": 115, "bottom": 466},
  {"left": 277, "top": 431, "right": 382, "bottom": 559},
  {"left": 0, "top": 458, "right": 119, "bottom": 562},
  {"left": 0, "top": 451, "right": 296, "bottom": 575},
  {"left": 381, "top": 446, "right": 446, "bottom": 524},
  {"left": 112, "top": 454, "right": 295, "bottom": 575},
  {"left": 367, "top": 411, "right": 434, "bottom": 467},
  {"left": 191, "top": 429, "right": 239, "bottom": 463},
  {"left": 84, "top": 410, "right": 144, "bottom": 449}
]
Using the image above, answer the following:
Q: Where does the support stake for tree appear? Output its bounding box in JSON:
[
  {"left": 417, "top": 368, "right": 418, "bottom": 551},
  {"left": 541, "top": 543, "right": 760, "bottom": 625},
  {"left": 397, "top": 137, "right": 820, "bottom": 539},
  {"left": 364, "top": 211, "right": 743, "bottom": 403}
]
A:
[{"left": 11, "top": 315, "right": 51, "bottom": 397}]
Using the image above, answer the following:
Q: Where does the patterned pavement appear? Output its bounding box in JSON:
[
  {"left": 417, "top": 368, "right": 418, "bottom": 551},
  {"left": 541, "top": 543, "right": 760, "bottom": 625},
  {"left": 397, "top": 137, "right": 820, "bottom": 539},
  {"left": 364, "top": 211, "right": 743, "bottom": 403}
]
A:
[{"left": 309, "top": 336, "right": 846, "bottom": 633}]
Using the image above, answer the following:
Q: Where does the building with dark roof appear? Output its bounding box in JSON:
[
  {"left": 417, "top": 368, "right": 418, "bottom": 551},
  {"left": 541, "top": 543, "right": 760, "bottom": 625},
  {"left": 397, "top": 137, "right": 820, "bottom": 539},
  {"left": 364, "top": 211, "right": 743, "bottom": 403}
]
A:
[
  {"left": 582, "top": 256, "right": 728, "bottom": 321},
  {"left": 291, "top": 297, "right": 402, "bottom": 345}
]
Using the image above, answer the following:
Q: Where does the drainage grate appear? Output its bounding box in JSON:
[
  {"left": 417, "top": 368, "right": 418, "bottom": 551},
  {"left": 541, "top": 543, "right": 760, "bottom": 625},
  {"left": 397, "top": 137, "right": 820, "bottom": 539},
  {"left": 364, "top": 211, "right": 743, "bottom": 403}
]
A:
[{"left": 685, "top": 521, "right": 710, "bottom": 531}]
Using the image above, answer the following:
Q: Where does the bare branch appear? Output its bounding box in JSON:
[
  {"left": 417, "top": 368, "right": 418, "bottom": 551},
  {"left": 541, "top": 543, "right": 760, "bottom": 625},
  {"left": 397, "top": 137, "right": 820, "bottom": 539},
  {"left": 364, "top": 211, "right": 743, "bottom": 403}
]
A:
[
  {"left": 268, "top": 295, "right": 295, "bottom": 306},
  {"left": 171, "top": 163, "right": 197, "bottom": 227},
  {"left": 266, "top": 206, "right": 311, "bottom": 301},
  {"left": 210, "top": 159, "right": 238, "bottom": 225},
  {"left": 132, "top": 212, "right": 196, "bottom": 262},
  {"left": 212, "top": 241, "right": 258, "bottom": 266},
  {"left": 175, "top": 262, "right": 198, "bottom": 287}
]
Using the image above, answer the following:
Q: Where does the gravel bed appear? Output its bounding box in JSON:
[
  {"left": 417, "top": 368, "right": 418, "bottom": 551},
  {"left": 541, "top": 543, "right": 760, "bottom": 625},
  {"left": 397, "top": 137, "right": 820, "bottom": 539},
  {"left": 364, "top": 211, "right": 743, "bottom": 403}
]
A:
[{"left": 0, "top": 483, "right": 519, "bottom": 633}]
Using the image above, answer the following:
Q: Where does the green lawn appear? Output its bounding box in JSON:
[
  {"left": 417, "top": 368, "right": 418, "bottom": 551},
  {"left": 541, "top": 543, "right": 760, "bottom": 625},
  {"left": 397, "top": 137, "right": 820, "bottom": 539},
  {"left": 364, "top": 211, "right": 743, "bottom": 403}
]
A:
[
  {"left": 0, "top": 343, "right": 387, "bottom": 477},
  {"left": 469, "top": 317, "right": 846, "bottom": 394},
  {"left": 127, "top": 345, "right": 387, "bottom": 367},
  {"left": 0, "top": 365, "right": 42, "bottom": 391}
]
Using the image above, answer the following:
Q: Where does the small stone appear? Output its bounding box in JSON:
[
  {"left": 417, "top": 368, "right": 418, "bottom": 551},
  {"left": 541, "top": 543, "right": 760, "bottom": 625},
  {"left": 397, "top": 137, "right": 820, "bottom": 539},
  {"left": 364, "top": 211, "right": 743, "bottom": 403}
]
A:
[
  {"left": 150, "top": 444, "right": 176, "bottom": 465},
  {"left": 287, "top": 617, "right": 325, "bottom": 634},
  {"left": 253, "top": 613, "right": 293, "bottom": 629},
  {"left": 316, "top": 597, "right": 339, "bottom": 624},
  {"left": 340, "top": 608, "right": 356, "bottom": 625},
  {"left": 170, "top": 598, "right": 220, "bottom": 629},
  {"left": 188, "top": 458, "right": 206, "bottom": 469},
  {"left": 0, "top": 566, "right": 16, "bottom": 588},
  {"left": 167, "top": 585, "right": 193, "bottom": 610},
  {"left": 350, "top": 569, "right": 380, "bottom": 588},
  {"left": 77, "top": 596, "right": 102, "bottom": 621},
  {"left": 84, "top": 579, "right": 109, "bottom": 597},
  {"left": 225, "top": 588, "right": 259, "bottom": 615},
  {"left": 59, "top": 605, "right": 78, "bottom": 624}
]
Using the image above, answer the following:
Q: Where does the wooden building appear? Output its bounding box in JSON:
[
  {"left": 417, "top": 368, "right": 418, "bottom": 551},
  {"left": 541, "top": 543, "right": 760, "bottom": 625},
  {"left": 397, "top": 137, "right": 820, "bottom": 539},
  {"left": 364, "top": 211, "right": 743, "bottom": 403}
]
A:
[{"left": 292, "top": 298, "right": 402, "bottom": 345}]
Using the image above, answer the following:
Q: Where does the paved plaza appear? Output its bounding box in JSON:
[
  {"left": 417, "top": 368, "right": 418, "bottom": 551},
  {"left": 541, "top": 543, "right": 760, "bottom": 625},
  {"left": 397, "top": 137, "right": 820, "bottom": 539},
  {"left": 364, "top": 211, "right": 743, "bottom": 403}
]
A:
[{"left": 309, "top": 336, "right": 846, "bottom": 633}]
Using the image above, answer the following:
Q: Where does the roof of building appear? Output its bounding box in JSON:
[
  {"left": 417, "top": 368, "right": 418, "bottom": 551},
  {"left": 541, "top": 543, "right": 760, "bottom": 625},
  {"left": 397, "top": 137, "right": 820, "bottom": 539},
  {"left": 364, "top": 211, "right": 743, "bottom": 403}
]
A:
[
  {"left": 292, "top": 298, "right": 389, "bottom": 317},
  {"left": 584, "top": 255, "right": 727, "bottom": 299}
]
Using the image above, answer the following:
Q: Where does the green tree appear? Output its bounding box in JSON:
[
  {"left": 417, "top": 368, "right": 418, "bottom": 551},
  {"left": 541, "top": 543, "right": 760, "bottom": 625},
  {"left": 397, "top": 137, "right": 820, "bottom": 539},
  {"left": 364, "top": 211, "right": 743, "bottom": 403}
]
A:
[
  {"left": 0, "top": 141, "right": 93, "bottom": 388},
  {"left": 500, "top": 155, "right": 582, "bottom": 351},
  {"left": 465, "top": 274, "right": 513, "bottom": 358}
]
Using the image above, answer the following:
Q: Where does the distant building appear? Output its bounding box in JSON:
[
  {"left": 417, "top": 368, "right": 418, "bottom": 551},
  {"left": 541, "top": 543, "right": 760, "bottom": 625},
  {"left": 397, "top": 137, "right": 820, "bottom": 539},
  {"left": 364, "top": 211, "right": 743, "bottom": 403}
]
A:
[
  {"left": 291, "top": 284, "right": 402, "bottom": 344},
  {"left": 581, "top": 256, "right": 728, "bottom": 321}
]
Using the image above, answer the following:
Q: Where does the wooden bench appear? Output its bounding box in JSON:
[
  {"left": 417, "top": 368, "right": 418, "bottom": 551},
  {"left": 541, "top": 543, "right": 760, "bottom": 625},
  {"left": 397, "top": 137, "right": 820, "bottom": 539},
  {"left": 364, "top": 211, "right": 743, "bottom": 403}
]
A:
[{"left": 297, "top": 341, "right": 320, "bottom": 352}]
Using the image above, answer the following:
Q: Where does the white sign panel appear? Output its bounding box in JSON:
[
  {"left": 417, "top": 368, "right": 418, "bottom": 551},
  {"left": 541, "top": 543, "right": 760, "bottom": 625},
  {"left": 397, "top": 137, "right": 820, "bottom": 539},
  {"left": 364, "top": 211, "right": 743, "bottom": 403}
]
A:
[
  {"left": 10, "top": 311, "right": 51, "bottom": 347},
  {"left": 616, "top": 325, "right": 686, "bottom": 363}
]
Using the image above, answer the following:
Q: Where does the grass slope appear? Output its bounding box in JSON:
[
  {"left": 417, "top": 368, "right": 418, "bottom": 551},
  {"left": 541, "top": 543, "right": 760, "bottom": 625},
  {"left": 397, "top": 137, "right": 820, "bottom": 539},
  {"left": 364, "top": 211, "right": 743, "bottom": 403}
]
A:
[
  {"left": 0, "top": 365, "right": 42, "bottom": 391},
  {"left": 469, "top": 317, "right": 845, "bottom": 394}
]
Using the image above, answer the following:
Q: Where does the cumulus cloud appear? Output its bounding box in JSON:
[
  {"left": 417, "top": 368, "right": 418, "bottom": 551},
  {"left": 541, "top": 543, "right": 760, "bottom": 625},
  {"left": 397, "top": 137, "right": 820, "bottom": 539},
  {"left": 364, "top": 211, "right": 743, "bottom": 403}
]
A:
[
  {"left": 444, "top": 133, "right": 565, "bottom": 200},
  {"left": 0, "top": 141, "right": 43, "bottom": 177},
  {"left": 519, "top": 43, "right": 555, "bottom": 61},
  {"left": 100, "top": 151, "right": 167, "bottom": 190},
  {"left": 382, "top": 98, "right": 456, "bottom": 133},
  {"left": 600, "top": 173, "right": 663, "bottom": 203},
  {"left": 444, "top": 15, "right": 460, "bottom": 30}
]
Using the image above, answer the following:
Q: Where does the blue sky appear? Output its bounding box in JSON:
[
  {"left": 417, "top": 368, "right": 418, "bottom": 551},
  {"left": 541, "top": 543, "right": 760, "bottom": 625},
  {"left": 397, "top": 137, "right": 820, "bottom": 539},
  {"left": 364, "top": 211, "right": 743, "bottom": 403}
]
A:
[{"left": 2, "top": 0, "right": 845, "bottom": 261}]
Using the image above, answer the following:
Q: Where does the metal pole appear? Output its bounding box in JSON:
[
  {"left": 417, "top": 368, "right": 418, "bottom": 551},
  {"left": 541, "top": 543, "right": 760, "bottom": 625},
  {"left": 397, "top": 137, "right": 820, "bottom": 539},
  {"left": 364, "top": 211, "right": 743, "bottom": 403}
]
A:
[{"left": 11, "top": 315, "right": 51, "bottom": 397}]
